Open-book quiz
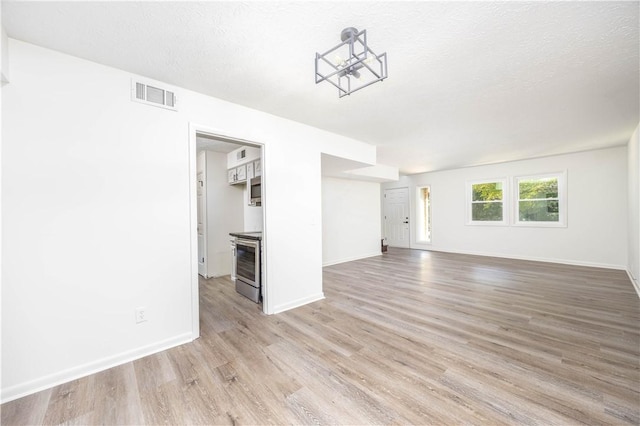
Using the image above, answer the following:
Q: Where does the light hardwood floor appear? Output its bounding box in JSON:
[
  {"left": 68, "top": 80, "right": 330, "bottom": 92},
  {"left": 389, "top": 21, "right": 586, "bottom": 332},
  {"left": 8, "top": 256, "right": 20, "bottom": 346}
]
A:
[{"left": 2, "top": 248, "right": 639, "bottom": 425}]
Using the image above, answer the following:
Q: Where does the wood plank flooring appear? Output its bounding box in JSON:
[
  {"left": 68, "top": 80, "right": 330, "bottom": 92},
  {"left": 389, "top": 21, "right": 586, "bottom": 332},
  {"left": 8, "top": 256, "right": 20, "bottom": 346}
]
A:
[{"left": 2, "top": 248, "right": 639, "bottom": 425}]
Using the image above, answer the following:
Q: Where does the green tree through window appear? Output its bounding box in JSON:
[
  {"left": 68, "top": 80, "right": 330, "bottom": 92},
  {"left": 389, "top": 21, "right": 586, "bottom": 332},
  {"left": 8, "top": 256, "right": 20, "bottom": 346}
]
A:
[
  {"left": 518, "top": 177, "right": 559, "bottom": 222},
  {"left": 470, "top": 181, "right": 504, "bottom": 221}
]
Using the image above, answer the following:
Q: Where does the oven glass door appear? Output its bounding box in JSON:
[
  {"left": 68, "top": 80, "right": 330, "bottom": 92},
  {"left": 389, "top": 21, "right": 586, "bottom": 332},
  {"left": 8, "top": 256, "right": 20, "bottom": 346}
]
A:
[{"left": 236, "top": 239, "right": 258, "bottom": 286}]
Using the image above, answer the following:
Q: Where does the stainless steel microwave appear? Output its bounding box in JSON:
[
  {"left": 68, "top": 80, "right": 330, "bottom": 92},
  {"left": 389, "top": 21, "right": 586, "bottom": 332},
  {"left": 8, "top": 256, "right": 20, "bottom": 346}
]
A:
[{"left": 249, "top": 176, "right": 261, "bottom": 206}]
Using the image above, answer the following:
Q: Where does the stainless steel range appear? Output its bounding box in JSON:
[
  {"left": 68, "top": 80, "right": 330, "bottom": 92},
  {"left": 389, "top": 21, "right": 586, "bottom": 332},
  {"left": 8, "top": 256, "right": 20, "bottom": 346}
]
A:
[{"left": 230, "top": 232, "right": 262, "bottom": 303}]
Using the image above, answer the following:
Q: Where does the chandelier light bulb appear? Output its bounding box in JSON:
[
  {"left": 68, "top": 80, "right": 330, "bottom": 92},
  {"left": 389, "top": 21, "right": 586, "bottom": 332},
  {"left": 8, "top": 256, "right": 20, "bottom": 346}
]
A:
[{"left": 333, "top": 54, "right": 346, "bottom": 68}]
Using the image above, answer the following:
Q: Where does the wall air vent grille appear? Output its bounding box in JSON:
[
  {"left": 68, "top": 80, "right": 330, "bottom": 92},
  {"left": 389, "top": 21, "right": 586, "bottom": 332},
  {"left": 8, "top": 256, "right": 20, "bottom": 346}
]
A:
[
  {"left": 135, "top": 82, "right": 145, "bottom": 100},
  {"left": 165, "top": 91, "right": 175, "bottom": 108},
  {"left": 131, "top": 78, "right": 178, "bottom": 111}
]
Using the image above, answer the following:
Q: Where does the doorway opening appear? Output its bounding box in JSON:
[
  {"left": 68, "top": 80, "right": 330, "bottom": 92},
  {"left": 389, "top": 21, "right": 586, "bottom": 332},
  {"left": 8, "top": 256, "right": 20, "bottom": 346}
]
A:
[{"left": 189, "top": 124, "right": 268, "bottom": 340}]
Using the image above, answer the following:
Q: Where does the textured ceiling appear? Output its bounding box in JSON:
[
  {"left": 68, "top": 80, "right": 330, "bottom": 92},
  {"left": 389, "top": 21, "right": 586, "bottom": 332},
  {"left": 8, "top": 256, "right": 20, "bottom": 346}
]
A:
[
  {"left": 196, "top": 134, "right": 244, "bottom": 154},
  {"left": 3, "top": 1, "right": 639, "bottom": 174}
]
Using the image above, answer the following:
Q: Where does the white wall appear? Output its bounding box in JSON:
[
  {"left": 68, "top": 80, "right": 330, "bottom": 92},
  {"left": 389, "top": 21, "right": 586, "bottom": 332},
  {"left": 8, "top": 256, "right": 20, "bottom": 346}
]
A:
[
  {"left": 205, "top": 150, "right": 244, "bottom": 277},
  {"left": 322, "top": 177, "right": 382, "bottom": 266},
  {"left": 382, "top": 147, "right": 628, "bottom": 269},
  {"left": 628, "top": 125, "right": 639, "bottom": 294},
  {"left": 1, "top": 21, "right": 8, "bottom": 83},
  {"left": 244, "top": 203, "right": 263, "bottom": 232},
  {"left": 1, "top": 40, "right": 376, "bottom": 402}
]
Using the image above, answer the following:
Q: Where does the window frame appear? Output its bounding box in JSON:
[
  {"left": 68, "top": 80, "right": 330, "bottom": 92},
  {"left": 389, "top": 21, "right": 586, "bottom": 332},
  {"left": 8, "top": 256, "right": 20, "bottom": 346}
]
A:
[
  {"left": 513, "top": 171, "right": 567, "bottom": 228},
  {"left": 466, "top": 178, "right": 508, "bottom": 226}
]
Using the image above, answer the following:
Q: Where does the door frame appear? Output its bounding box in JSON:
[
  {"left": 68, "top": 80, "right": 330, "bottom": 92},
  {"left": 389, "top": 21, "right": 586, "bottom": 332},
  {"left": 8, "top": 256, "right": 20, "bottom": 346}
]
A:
[
  {"left": 383, "top": 186, "right": 410, "bottom": 248},
  {"left": 188, "top": 123, "right": 269, "bottom": 340},
  {"left": 196, "top": 160, "right": 207, "bottom": 278}
]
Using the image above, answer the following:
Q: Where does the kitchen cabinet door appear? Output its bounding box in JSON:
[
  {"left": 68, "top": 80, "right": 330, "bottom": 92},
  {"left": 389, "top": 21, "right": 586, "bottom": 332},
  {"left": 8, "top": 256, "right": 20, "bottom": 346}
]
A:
[
  {"left": 236, "top": 164, "right": 247, "bottom": 181},
  {"left": 246, "top": 162, "right": 255, "bottom": 180},
  {"left": 227, "top": 169, "right": 236, "bottom": 184}
]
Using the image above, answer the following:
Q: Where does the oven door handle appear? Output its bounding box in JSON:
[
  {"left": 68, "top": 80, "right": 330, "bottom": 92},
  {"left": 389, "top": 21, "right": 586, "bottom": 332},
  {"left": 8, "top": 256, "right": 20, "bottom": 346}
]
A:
[{"left": 236, "top": 239, "right": 259, "bottom": 249}]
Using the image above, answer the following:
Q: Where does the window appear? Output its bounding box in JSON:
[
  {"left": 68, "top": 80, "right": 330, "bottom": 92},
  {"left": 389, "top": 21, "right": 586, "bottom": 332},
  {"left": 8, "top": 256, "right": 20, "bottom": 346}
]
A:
[
  {"left": 514, "top": 172, "right": 566, "bottom": 227},
  {"left": 467, "top": 179, "right": 507, "bottom": 225},
  {"left": 416, "top": 186, "right": 431, "bottom": 243}
]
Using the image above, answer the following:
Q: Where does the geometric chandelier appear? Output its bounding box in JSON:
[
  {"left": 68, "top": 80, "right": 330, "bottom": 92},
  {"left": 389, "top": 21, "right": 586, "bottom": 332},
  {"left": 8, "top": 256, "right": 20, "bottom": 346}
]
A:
[{"left": 315, "top": 27, "right": 388, "bottom": 98}]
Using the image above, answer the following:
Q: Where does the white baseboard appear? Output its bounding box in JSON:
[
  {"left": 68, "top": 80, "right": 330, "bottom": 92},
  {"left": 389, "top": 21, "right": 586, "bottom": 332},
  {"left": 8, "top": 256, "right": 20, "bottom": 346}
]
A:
[
  {"left": 322, "top": 251, "right": 381, "bottom": 267},
  {"left": 627, "top": 269, "right": 640, "bottom": 298},
  {"left": 419, "top": 247, "right": 627, "bottom": 271},
  {"left": 272, "top": 292, "right": 325, "bottom": 314},
  {"left": 1, "top": 332, "right": 194, "bottom": 404}
]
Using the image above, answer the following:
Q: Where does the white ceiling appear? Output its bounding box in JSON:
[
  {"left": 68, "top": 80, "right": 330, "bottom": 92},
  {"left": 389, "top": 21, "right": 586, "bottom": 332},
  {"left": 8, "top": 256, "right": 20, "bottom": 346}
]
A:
[
  {"left": 196, "top": 134, "right": 243, "bottom": 153},
  {"left": 3, "top": 1, "right": 638, "bottom": 174}
]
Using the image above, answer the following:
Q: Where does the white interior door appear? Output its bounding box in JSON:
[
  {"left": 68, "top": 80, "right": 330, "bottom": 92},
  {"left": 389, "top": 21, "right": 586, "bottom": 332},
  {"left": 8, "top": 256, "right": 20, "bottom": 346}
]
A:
[
  {"left": 384, "top": 187, "right": 410, "bottom": 248},
  {"left": 197, "top": 169, "right": 207, "bottom": 277}
]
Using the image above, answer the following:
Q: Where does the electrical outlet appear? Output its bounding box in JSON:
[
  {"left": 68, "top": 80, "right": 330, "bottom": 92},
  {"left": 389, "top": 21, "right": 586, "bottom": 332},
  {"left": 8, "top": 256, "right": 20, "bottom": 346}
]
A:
[{"left": 135, "top": 307, "right": 147, "bottom": 324}]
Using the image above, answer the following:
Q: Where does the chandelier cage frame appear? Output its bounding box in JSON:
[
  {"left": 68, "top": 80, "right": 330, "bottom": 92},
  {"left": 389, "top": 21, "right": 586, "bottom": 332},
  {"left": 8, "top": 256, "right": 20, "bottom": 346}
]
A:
[{"left": 315, "top": 28, "right": 388, "bottom": 97}]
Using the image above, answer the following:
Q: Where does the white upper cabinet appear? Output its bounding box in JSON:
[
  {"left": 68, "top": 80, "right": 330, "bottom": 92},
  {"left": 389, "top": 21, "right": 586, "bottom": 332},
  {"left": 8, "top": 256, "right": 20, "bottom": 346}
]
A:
[
  {"left": 227, "top": 168, "right": 237, "bottom": 184},
  {"left": 247, "top": 162, "right": 255, "bottom": 180},
  {"left": 236, "top": 164, "right": 246, "bottom": 181},
  {"left": 227, "top": 146, "right": 261, "bottom": 185},
  {"left": 227, "top": 146, "right": 261, "bottom": 169}
]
